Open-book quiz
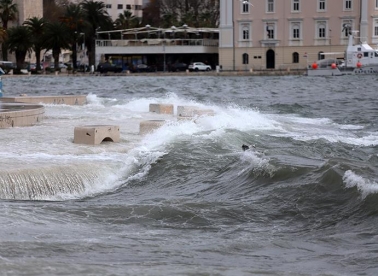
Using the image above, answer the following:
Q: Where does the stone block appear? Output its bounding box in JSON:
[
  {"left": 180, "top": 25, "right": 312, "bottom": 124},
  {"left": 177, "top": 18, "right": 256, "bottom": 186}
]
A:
[
  {"left": 177, "top": 106, "right": 215, "bottom": 118},
  {"left": 149, "top": 103, "right": 174, "bottom": 114},
  {"left": 139, "top": 120, "right": 166, "bottom": 135},
  {"left": 74, "top": 125, "right": 120, "bottom": 145}
]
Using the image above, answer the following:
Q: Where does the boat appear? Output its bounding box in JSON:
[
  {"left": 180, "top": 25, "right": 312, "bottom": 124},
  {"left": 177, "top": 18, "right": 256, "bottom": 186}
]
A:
[{"left": 306, "top": 30, "right": 378, "bottom": 76}]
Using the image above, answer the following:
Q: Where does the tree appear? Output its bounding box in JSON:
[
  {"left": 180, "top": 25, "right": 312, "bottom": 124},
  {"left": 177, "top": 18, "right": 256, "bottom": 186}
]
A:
[
  {"left": 141, "top": 0, "right": 160, "bottom": 27},
  {"left": 0, "top": 0, "right": 18, "bottom": 60},
  {"left": 6, "top": 26, "right": 32, "bottom": 73},
  {"left": 114, "top": 10, "right": 140, "bottom": 30},
  {"left": 23, "top": 17, "right": 47, "bottom": 72},
  {"left": 43, "top": 21, "right": 70, "bottom": 70},
  {"left": 60, "top": 3, "right": 86, "bottom": 70},
  {"left": 80, "top": 0, "right": 112, "bottom": 68}
]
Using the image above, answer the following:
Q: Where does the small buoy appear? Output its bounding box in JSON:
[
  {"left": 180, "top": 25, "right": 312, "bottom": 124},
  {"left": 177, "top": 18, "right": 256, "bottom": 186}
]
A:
[
  {"left": 331, "top": 63, "right": 337, "bottom": 69},
  {"left": 356, "top": 62, "right": 362, "bottom": 68},
  {"left": 311, "top": 62, "right": 318, "bottom": 69}
]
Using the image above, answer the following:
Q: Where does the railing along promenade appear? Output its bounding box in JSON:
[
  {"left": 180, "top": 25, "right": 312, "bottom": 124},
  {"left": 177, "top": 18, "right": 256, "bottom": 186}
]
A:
[{"left": 96, "top": 38, "right": 219, "bottom": 48}]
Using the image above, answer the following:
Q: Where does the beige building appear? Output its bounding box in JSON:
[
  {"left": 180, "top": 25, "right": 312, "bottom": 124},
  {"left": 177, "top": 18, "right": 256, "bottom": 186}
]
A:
[
  {"left": 219, "top": 0, "right": 378, "bottom": 71},
  {"left": 15, "top": 0, "right": 43, "bottom": 25}
]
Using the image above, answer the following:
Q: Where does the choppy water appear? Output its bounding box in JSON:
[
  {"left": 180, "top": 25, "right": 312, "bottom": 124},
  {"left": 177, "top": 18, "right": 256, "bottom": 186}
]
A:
[{"left": 0, "top": 74, "right": 377, "bottom": 275}]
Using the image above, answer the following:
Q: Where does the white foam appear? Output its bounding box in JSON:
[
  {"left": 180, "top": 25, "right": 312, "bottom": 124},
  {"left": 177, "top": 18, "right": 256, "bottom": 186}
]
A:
[
  {"left": 0, "top": 91, "right": 372, "bottom": 200},
  {"left": 343, "top": 170, "right": 378, "bottom": 199}
]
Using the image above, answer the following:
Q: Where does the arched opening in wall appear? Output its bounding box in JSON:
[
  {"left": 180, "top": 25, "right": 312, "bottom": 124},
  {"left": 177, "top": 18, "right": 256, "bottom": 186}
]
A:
[
  {"left": 266, "top": 49, "right": 275, "bottom": 69},
  {"left": 242, "top": 53, "right": 249, "bottom": 64},
  {"left": 292, "top": 52, "right": 299, "bottom": 63},
  {"left": 318, "top": 51, "right": 325, "bottom": 60}
]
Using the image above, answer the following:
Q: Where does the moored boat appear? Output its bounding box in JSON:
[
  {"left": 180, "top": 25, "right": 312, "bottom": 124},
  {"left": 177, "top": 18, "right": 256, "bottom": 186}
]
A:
[{"left": 307, "top": 30, "right": 378, "bottom": 76}]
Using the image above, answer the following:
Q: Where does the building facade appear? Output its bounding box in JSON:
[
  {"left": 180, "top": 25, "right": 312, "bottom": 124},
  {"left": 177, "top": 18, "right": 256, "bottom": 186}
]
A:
[
  {"left": 69, "top": 0, "right": 143, "bottom": 21},
  {"left": 219, "top": 0, "right": 378, "bottom": 71},
  {"left": 15, "top": 0, "right": 43, "bottom": 25}
]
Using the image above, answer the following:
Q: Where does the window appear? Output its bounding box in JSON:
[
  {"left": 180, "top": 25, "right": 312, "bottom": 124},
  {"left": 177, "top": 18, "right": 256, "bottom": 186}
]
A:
[
  {"left": 376, "top": 0, "right": 378, "bottom": 9},
  {"left": 374, "top": 19, "right": 378, "bottom": 36},
  {"left": 242, "top": 53, "right": 249, "bottom": 64},
  {"left": 267, "top": 0, "right": 274, "bottom": 13},
  {"left": 344, "top": 0, "right": 352, "bottom": 10},
  {"left": 126, "top": 5, "right": 132, "bottom": 9},
  {"left": 292, "top": 52, "right": 299, "bottom": 63},
  {"left": 292, "top": 23, "right": 300, "bottom": 39},
  {"left": 266, "top": 24, "right": 275, "bottom": 39},
  {"left": 105, "top": 4, "right": 111, "bottom": 9},
  {"left": 292, "top": 0, "right": 300, "bottom": 11},
  {"left": 243, "top": 0, "right": 250, "bottom": 13},
  {"left": 117, "top": 4, "right": 123, "bottom": 9},
  {"left": 243, "top": 27, "right": 249, "bottom": 40},
  {"left": 318, "top": 52, "right": 324, "bottom": 60},
  {"left": 342, "top": 20, "right": 352, "bottom": 37},
  {"left": 317, "top": 21, "right": 326, "bottom": 38},
  {"left": 318, "top": 0, "right": 326, "bottom": 11}
]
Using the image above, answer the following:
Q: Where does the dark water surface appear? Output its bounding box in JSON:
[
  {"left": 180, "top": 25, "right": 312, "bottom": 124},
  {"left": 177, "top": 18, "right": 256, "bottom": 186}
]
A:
[{"left": 0, "top": 74, "right": 377, "bottom": 275}]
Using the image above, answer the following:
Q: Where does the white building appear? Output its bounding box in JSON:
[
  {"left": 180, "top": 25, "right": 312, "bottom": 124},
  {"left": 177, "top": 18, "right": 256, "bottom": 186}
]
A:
[{"left": 69, "top": 0, "right": 143, "bottom": 21}]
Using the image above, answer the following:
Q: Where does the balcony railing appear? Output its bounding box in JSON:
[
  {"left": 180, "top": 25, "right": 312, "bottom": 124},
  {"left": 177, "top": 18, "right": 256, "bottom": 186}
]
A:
[{"left": 96, "top": 38, "right": 219, "bottom": 47}]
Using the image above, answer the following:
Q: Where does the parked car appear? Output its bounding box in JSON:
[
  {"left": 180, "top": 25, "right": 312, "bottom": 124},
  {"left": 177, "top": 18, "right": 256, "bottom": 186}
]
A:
[
  {"left": 97, "top": 62, "right": 123, "bottom": 73},
  {"left": 170, "top": 62, "right": 188, "bottom": 72},
  {"left": 133, "top": 63, "right": 154, "bottom": 73},
  {"left": 28, "top": 63, "right": 44, "bottom": 72},
  {"left": 49, "top": 63, "right": 68, "bottom": 69},
  {"left": 0, "top": 61, "right": 16, "bottom": 74},
  {"left": 188, "top": 62, "right": 211, "bottom": 72}
]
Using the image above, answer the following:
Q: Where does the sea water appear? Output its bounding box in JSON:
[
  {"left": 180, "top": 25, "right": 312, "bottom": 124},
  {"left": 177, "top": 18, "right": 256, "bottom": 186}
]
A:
[{"left": 0, "top": 74, "right": 377, "bottom": 275}]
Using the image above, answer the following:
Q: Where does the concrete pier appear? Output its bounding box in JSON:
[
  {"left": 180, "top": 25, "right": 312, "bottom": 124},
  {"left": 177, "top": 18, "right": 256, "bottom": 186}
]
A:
[
  {"left": 1, "top": 95, "right": 87, "bottom": 105},
  {"left": 177, "top": 106, "right": 215, "bottom": 120},
  {"left": 149, "top": 103, "right": 174, "bottom": 114},
  {"left": 0, "top": 103, "right": 44, "bottom": 128},
  {"left": 74, "top": 125, "right": 120, "bottom": 145}
]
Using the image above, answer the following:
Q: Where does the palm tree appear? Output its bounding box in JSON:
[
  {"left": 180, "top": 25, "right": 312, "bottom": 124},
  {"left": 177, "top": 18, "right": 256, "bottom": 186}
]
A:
[
  {"left": 43, "top": 21, "right": 70, "bottom": 70},
  {"left": 80, "top": 0, "right": 112, "bottom": 67},
  {"left": 23, "top": 17, "right": 47, "bottom": 72},
  {"left": 6, "top": 26, "right": 32, "bottom": 73},
  {"left": 61, "top": 3, "right": 86, "bottom": 70},
  {"left": 0, "top": 0, "right": 18, "bottom": 60},
  {"left": 114, "top": 10, "right": 140, "bottom": 30}
]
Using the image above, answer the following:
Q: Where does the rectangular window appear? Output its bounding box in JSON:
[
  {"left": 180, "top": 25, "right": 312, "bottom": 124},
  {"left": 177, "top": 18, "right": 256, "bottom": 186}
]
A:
[
  {"left": 126, "top": 5, "right": 132, "bottom": 9},
  {"left": 106, "top": 4, "right": 111, "bottom": 9},
  {"left": 344, "top": 0, "right": 352, "bottom": 10},
  {"left": 266, "top": 24, "right": 275, "bottom": 39},
  {"left": 376, "top": 0, "right": 378, "bottom": 8},
  {"left": 292, "top": 0, "right": 300, "bottom": 11},
  {"left": 318, "top": 27, "right": 325, "bottom": 38},
  {"left": 291, "top": 22, "right": 301, "bottom": 39},
  {"left": 243, "top": 0, "right": 250, "bottom": 13},
  {"left": 293, "top": 28, "right": 299, "bottom": 38},
  {"left": 342, "top": 21, "right": 352, "bottom": 37},
  {"left": 318, "top": 0, "right": 326, "bottom": 10},
  {"left": 267, "top": 0, "right": 274, "bottom": 13},
  {"left": 316, "top": 21, "right": 327, "bottom": 38},
  {"left": 375, "top": 20, "right": 378, "bottom": 36},
  {"left": 243, "top": 29, "right": 249, "bottom": 40},
  {"left": 117, "top": 4, "right": 123, "bottom": 9}
]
